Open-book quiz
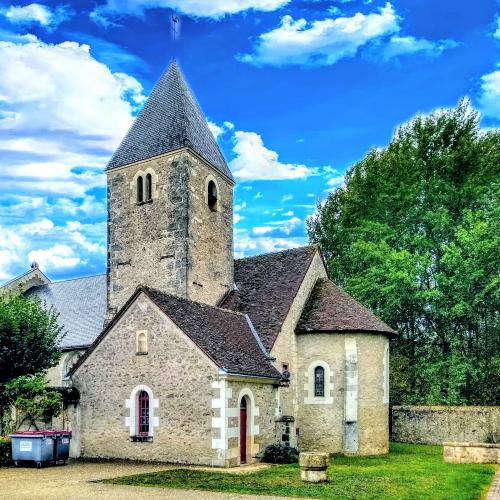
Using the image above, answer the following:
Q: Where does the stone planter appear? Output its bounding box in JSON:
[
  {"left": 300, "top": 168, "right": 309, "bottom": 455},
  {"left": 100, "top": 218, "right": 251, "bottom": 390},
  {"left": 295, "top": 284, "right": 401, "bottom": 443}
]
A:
[
  {"left": 299, "top": 452, "right": 329, "bottom": 482},
  {"left": 443, "top": 442, "right": 500, "bottom": 464}
]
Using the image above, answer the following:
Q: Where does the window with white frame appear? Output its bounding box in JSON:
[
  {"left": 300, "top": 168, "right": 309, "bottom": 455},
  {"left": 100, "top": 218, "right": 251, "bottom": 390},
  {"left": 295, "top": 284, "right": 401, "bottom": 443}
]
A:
[
  {"left": 136, "top": 331, "right": 148, "bottom": 354},
  {"left": 305, "top": 361, "right": 333, "bottom": 405}
]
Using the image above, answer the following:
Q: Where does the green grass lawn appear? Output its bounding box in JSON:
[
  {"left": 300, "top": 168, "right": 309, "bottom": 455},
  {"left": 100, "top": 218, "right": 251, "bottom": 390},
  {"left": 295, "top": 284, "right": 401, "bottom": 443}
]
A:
[{"left": 104, "top": 443, "right": 497, "bottom": 499}]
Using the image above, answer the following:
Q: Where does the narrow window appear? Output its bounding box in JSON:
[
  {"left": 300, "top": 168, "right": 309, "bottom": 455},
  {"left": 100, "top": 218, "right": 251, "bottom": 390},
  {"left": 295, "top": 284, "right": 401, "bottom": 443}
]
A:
[
  {"left": 137, "top": 332, "right": 147, "bottom": 354},
  {"left": 145, "top": 173, "right": 152, "bottom": 201},
  {"left": 207, "top": 180, "right": 217, "bottom": 212},
  {"left": 314, "top": 366, "right": 325, "bottom": 397},
  {"left": 137, "top": 390, "right": 149, "bottom": 436},
  {"left": 137, "top": 176, "right": 144, "bottom": 204}
]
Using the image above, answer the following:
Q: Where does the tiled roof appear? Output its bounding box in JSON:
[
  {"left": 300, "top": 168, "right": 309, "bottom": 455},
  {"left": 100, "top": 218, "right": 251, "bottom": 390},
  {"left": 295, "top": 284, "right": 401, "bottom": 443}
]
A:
[
  {"left": 220, "top": 246, "right": 318, "bottom": 351},
  {"left": 71, "top": 286, "right": 281, "bottom": 379},
  {"left": 296, "top": 278, "right": 396, "bottom": 336},
  {"left": 145, "top": 287, "right": 280, "bottom": 378},
  {"left": 106, "top": 61, "right": 233, "bottom": 182},
  {"left": 24, "top": 275, "right": 107, "bottom": 349}
]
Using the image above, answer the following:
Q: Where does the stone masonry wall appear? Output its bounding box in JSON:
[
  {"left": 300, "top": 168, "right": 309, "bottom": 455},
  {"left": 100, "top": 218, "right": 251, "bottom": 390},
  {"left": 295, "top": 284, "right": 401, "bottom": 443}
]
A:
[
  {"left": 271, "top": 250, "right": 327, "bottom": 437},
  {"left": 187, "top": 152, "right": 233, "bottom": 305},
  {"left": 392, "top": 406, "right": 500, "bottom": 444},
  {"left": 73, "top": 293, "right": 220, "bottom": 465},
  {"left": 221, "top": 380, "right": 277, "bottom": 467},
  {"left": 296, "top": 333, "right": 389, "bottom": 456},
  {"left": 106, "top": 148, "right": 233, "bottom": 316},
  {"left": 107, "top": 151, "right": 189, "bottom": 316}
]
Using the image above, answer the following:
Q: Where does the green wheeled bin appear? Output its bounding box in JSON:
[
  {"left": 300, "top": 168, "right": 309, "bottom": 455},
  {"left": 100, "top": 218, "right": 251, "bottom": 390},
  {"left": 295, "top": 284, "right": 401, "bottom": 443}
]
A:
[{"left": 10, "top": 431, "right": 55, "bottom": 468}]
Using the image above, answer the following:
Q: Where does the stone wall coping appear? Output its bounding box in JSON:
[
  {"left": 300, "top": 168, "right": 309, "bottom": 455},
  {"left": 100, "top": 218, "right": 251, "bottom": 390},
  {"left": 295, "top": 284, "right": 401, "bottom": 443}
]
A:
[
  {"left": 393, "top": 405, "right": 500, "bottom": 412},
  {"left": 443, "top": 442, "right": 500, "bottom": 448}
]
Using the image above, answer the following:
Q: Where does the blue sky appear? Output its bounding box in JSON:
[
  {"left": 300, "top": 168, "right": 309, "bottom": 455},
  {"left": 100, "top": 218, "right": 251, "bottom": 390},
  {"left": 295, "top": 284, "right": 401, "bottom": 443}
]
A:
[{"left": 0, "top": 0, "right": 498, "bottom": 282}]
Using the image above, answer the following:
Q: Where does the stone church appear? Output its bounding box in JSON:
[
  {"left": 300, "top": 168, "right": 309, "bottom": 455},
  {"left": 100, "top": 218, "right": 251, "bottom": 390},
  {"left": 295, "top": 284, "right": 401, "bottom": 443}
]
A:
[{"left": 1, "top": 61, "right": 395, "bottom": 467}]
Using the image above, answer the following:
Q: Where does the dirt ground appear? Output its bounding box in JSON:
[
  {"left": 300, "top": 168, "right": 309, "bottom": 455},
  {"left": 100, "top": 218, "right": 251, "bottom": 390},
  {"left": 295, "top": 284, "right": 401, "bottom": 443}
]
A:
[{"left": 0, "top": 461, "right": 301, "bottom": 500}]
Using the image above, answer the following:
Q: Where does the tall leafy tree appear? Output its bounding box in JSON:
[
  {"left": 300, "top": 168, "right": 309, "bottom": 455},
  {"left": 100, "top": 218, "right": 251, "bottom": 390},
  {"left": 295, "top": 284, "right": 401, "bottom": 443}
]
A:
[
  {"left": 0, "top": 293, "right": 62, "bottom": 428},
  {"left": 308, "top": 100, "right": 500, "bottom": 405}
]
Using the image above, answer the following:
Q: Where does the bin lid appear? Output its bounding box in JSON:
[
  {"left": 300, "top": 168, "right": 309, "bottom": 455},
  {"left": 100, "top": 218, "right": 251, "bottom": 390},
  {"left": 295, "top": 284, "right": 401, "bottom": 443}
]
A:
[
  {"left": 10, "top": 429, "right": 71, "bottom": 438},
  {"left": 10, "top": 430, "right": 58, "bottom": 438}
]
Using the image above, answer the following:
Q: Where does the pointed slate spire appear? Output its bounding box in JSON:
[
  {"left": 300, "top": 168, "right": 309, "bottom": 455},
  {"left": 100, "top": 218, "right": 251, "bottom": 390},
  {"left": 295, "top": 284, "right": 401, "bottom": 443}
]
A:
[{"left": 107, "top": 60, "right": 233, "bottom": 182}]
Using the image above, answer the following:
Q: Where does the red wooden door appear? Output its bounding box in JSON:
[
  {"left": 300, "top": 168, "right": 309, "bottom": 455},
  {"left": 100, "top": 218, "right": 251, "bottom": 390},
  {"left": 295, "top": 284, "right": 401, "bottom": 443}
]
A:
[{"left": 240, "top": 399, "right": 247, "bottom": 464}]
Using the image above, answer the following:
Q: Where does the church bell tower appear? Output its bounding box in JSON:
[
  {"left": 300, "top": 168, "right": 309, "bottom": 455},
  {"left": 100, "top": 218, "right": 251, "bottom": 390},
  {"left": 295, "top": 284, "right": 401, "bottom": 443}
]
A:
[{"left": 105, "top": 61, "right": 234, "bottom": 318}]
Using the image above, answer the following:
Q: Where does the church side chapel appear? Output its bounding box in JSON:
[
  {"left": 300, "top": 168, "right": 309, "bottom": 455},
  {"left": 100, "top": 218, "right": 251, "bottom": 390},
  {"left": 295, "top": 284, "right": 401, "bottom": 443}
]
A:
[{"left": 1, "top": 61, "right": 395, "bottom": 467}]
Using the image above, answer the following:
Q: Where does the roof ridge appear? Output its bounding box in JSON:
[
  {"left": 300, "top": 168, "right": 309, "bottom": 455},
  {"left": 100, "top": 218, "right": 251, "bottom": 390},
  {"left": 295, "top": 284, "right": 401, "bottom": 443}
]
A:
[
  {"left": 142, "top": 286, "right": 248, "bottom": 318},
  {"left": 235, "top": 244, "right": 318, "bottom": 262}
]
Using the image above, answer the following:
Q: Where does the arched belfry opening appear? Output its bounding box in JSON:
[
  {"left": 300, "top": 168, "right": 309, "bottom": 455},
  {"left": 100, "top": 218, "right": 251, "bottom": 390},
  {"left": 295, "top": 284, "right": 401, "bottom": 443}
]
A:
[{"left": 207, "top": 180, "right": 218, "bottom": 212}]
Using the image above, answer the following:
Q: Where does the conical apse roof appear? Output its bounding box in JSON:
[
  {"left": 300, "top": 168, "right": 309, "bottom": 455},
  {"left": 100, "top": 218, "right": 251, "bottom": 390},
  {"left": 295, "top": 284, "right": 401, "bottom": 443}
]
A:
[{"left": 106, "top": 61, "right": 233, "bottom": 181}]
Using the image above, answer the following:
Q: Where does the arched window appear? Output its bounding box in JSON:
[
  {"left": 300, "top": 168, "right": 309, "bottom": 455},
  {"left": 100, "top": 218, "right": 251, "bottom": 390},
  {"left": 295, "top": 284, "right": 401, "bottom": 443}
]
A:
[
  {"left": 207, "top": 180, "right": 218, "bottom": 212},
  {"left": 137, "top": 176, "right": 144, "bottom": 203},
  {"left": 314, "top": 366, "right": 325, "bottom": 397},
  {"left": 137, "top": 390, "right": 149, "bottom": 436},
  {"left": 136, "top": 331, "right": 147, "bottom": 354},
  {"left": 145, "top": 173, "right": 152, "bottom": 201}
]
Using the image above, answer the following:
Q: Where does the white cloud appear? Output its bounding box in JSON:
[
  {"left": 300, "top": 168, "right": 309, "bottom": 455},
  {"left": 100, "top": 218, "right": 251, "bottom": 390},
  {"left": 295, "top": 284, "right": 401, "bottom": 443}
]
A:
[
  {"left": 234, "top": 213, "right": 244, "bottom": 224},
  {"left": 234, "top": 235, "right": 303, "bottom": 258},
  {"left": 3, "top": 3, "right": 70, "bottom": 30},
  {"left": 92, "top": 0, "right": 290, "bottom": 23},
  {"left": 327, "top": 175, "right": 345, "bottom": 189},
  {"left": 494, "top": 17, "right": 500, "bottom": 40},
  {"left": 478, "top": 69, "right": 500, "bottom": 121},
  {"left": 0, "top": 37, "right": 143, "bottom": 197},
  {"left": 0, "top": 36, "right": 136, "bottom": 280},
  {"left": 208, "top": 121, "right": 225, "bottom": 140},
  {"left": 254, "top": 191, "right": 263, "bottom": 199},
  {"left": 375, "top": 35, "right": 458, "bottom": 61},
  {"left": 230, "top": 130, "right": 316, "bottom": 180},
  {"left": 28, "top": 244, "right": 81, "bottom": 271},
  {"left": 238, "top": 2, "right": 399, "bottom": 67},
  {"left": 281, "top": 194, "right": 293, "bottom": 202},
  {"left": 283, "top": 210, "right": 294, "bottom": 216}
]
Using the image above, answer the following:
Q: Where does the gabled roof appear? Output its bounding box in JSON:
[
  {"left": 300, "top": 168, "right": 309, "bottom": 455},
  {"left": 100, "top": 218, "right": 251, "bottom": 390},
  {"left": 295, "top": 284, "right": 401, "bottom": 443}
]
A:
[
  {"left": 106, "top": 60, "right": 233, "bottom": 182},
  {"left": 220, "top": 245, "right": 319, "bottom": 351},
  {"left": 24, "top": 275, "right": 107, "bottom": 349},
  {"left": 71, "top": 287, "right": 280, "bottom": 379},
  {"left": 0, "top": 266, "right": 50, "bottom": 294},
  {"left": 296, "top": 278, "right": 396, "bottom": 337}
]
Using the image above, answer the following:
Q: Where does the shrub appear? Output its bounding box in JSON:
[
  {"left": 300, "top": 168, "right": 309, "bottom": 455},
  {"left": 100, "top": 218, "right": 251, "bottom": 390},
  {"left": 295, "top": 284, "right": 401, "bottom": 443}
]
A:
[
  {"left": 259, "top": 443, "right": 298, "bottom": 464},
  {"left": 0, "top": 437, "right": 11, "bottom": 466}
]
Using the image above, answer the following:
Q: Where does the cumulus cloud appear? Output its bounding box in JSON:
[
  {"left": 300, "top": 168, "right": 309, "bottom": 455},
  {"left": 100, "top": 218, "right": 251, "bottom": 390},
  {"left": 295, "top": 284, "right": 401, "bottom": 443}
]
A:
[
  {"left": 374, "top": 35, "right": 458, "bottom": 61},
  {"left": 494, "top": 17, "right": 500, "bottom": 40},
  {"left": 0, "top": 36, "right": 139, "bottom": 280},
  {"left": 478, "top": 69, "right": 500, "bottom": 121},
  {"left": 92, "top": 0, "right": 290, "bottom": 24},
  {"left": 234, "top": 234, "right": 304, "bottom": 258},
  {"left": 238, "top": 2, "right": 457, "bottom": 67},
  {"left": 28, "top": 244, "right": 81, "bottom": 271},
  {"left": 230, "top": 130, "right": 316, "bottom": 180},
  {"left": 238, "top": 3, "right": 399, "bottom": 66},
  {"left": 3, "top": 3, "right": 70, "bottom": 30},
  {"left": 0, "top": 37, "right": 143, "bottom": 198}
]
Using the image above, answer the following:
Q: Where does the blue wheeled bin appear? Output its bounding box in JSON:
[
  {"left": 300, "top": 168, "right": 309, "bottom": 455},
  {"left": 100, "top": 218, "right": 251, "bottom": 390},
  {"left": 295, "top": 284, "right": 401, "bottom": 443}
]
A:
[
  {"left": 53, "top": 430, "right": 72, "bottom": 464},
  {"left": 10, "top": 431, "right": 55, "bottom": 468}
]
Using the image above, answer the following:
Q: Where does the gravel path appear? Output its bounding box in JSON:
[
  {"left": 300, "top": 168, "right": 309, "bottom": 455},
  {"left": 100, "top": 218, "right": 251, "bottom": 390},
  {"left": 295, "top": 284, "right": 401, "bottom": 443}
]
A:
[
  {"left": 0, "top": 462, "right": 301, "bottom": 500},
  {"left": 487, "top": 467, "right": 500, "bottom": 500}
]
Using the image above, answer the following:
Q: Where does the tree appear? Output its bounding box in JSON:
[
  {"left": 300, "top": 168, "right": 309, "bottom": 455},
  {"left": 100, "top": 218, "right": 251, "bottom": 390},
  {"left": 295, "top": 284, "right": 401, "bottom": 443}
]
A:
[
  {"left": 308, "top": 100, "right": 500, "bottom": 405},
  {"left": 5, "top": 376, "right": 62, "bottom": 431},
  {"left": 0, "top": 293, "right": 62, "bottom": 428}
]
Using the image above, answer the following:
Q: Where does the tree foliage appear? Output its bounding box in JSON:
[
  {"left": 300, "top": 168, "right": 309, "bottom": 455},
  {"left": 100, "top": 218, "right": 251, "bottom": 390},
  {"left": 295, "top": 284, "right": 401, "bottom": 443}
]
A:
[
  {"left": 0, "top": 293, "right": 62, "bottom": 427},
  {"left": 5, "top": 375, "right": 62, "bottom": 431},
  {"left": 308, "top": 100, "right": 500, "bottom": 405}
]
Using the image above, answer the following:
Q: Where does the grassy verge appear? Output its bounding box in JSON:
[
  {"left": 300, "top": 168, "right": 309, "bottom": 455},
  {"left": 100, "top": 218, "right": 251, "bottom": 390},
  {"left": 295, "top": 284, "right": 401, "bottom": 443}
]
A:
[{"left": 103, "top": 443, "right": 497, "bottom": 499}]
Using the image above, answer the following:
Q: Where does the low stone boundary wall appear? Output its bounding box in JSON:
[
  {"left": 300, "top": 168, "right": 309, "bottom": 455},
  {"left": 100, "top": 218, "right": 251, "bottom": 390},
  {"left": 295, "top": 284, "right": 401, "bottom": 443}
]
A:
[
  {"left": 391, "top": 406, "right": 500, "bottom": 445},
  {"left": 443, "top": 442, "right": 500, "bottom": 464}
]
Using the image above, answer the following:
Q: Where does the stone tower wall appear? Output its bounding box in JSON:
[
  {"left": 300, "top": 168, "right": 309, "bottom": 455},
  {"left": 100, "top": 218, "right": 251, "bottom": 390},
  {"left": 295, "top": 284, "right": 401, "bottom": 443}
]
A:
[
  {"left": 187, "top": 153, "right": 234, "bottom": 305},
  {"left": 106, "top": 149, "right": 233, "bottom": 317}
]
